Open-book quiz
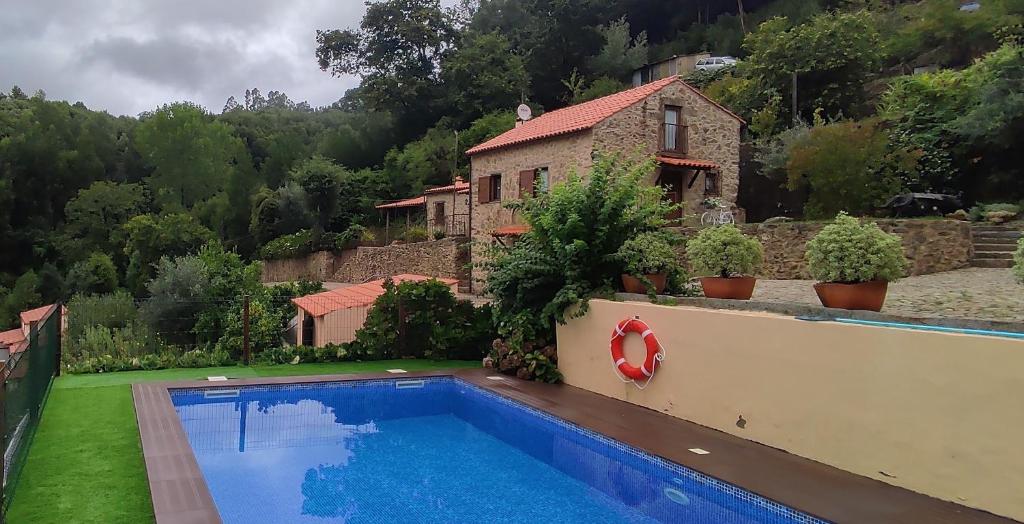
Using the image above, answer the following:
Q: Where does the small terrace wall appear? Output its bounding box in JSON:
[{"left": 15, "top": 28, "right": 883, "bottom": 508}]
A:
[
  {"left": 673, "top": 218, "right": 972, "bottom": 279},
  {"left": 556, "top": 299, "right": 1024, "bottom": 521},
  {"left": 260, "top": 238, "right": 470, "bottom": 285}
]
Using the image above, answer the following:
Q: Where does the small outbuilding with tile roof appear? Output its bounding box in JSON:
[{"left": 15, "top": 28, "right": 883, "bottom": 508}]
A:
[
  {"left": 292, "top": 274, "right": 459, "bottom": 347},
  {"left": 465, "top": 76, "right": 745, "bottom": 292}
]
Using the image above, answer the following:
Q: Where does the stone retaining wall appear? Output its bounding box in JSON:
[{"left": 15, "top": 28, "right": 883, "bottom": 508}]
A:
[
  {"left": 674, "top": 219, "right": 973, "bottom": 279},
  {"left": 260, "top": 237, "right": 470, "bottom": 285},
  {"left": 331, "top": 237, "right": 469, "bottom": 284}
]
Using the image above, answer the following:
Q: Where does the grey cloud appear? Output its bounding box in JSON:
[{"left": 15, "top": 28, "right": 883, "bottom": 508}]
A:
[
  {"left": 0, "top": 0, "right": 366, "bottom": 115},
  {"left": 82, "top": 36, "right": 242, "bottom": 91}
]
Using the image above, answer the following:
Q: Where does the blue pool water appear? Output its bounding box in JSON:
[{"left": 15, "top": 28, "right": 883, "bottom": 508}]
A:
[{"left": 171, "top": 378, "right": 824, "bottom": 524}]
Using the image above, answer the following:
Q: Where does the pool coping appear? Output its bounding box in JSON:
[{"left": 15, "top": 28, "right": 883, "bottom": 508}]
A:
[{"left": 132, "top": 368, "right": 1017, "bottom": 524}]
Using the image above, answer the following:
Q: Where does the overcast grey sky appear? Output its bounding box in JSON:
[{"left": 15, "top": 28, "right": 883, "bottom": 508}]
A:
[{"left": 0, "top": 0, "right": 368, "bottom": 116}]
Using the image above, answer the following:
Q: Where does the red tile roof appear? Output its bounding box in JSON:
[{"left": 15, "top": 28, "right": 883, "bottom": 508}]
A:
[
  {"left": 292, "top": 274, "right": 460, "bottom": 317},
  {"left": 0, "top": 328, "right": 27, "bottom": 353},
  {"left": 657, "top": 156, "right": 720, "bottom": 170},
  {"left": 375, "top": 196, "right": 426, "bottom": 210},
  {"left": 19, "top": 304, "right": 56, "bottom": 325},
  {"left": 492, "top": 224, "right": 531, "bottom": 237},
  {"left": 424, "top": 178, "right": 470, "bottom": 195},
  {"left": 466, "top": 77, "right": 744, "bottom": 156}
]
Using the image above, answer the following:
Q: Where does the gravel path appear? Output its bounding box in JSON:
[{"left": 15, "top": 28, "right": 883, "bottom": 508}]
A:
[{"left": 752, "top": 268, "right": 1024, "bottom": 322}]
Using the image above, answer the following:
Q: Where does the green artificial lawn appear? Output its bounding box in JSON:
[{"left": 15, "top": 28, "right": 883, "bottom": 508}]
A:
[{"left": 6, "top": 360, "right": 478, "bottom": 524}]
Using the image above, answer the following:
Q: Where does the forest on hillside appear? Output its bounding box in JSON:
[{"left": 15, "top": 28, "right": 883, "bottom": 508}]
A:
[{"left": 1, "top": 0, "right": 1023, "bottom": 326}]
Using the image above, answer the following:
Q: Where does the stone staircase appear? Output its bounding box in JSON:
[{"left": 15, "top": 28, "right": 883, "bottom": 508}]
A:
[{"left": 970, "top": 224, "right": 1021, "bottom": 268}]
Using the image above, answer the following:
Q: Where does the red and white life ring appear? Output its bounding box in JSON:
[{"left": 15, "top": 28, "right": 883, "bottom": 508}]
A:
[{"left": 610, "top": 317, "right": 664, "bottom": 383}]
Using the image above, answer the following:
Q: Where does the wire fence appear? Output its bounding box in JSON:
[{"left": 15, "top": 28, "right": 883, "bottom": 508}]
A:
[
  {"left": 59, "top": 279, "right": 482, "bottom": 373},
  {"left": 1, "top": 304, "right": 61, "bottom": 514}
]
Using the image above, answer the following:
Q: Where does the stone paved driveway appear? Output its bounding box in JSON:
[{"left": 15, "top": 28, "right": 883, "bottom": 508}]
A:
[{"left": 752, "top": 268, "right": 1024, "bottom": 322}]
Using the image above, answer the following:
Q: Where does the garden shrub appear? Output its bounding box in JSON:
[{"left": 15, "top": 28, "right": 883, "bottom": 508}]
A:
[
  {"left": 686, "top": 225, "right": 764, "bottom": 278},
  {"left": 402, "top": 226, "right": 430, "bottom": 243},
  {"left": 1014, "top": 238, "right": 1024, "bottom": 285},
  {"left": 968, "top": 202, "right": 1021, "bottom": 222},
  {"left": 259, "top": 225, "right": 368, "bottom": 260},
  {"left": 65, "top": 253, "right": 119, "bottom": 296},
  {"left": 66, "top": 291, "right": 137, "bottom": 341},
  {"left": 615, "top": 231, "right": 690, "bottom": 296},
  {"left": 805, "top": 213, "right": 908, "bottom": 283},
  {"left": 347, "top": 279, "right": 494, "bottom": 361},
  {"left": 483, "top": 153, "right": 676, "bottom": 382}
]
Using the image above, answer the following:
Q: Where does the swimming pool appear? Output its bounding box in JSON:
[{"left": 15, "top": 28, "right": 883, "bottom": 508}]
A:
[{"left": 171, "top": 377, "right": 825, "bottom": 524}]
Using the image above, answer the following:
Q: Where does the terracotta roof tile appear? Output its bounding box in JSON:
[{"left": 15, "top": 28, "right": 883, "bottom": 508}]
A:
[
  {"left": 423, "top": 178, "right": 470, "bottom": 195},
  {"left": 466, "top": 77, "right": 744, "bottom": 156},
  {"left": 657, "top": 156, "right": 720, "bottom": 170},
  {"left": 375, "top": 196, "right": 426, "bottom": 210},
  {"left": 492, "top": 224, "right": 531, "bottom": 237},
  {"left": 19, "top": 304, "right": 56, "bottom": 325},
  {"left": 292, "top": 275, "right": 460, "bottom": 317}
]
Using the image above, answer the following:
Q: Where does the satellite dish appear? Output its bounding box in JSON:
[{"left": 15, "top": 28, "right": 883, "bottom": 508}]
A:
[{"left": 516, "top": 103, "right": 533, "bottom": 121}]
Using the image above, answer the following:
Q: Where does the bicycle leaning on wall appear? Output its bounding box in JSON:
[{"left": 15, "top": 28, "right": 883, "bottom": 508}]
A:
[{"left": 700, "top": 197, "right": 735, "bottom": 226}]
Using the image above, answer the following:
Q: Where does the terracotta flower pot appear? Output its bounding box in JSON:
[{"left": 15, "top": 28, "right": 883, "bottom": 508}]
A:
[
  {"left": 621, "top": 274, "right": 667, "bottom": 294},
  {"left": 813, "top": 281, "right": 889, "bottom": 312},
  {"left": 699, "top": 276, "right": 757, "bottom": 300}
]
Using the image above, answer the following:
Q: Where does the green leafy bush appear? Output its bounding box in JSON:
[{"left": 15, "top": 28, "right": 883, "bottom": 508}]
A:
[
  {"left": 402, "top": 226, "right": 429, "bottom": 243},
  {"left": 483, "top": 153, "right": 676, "bottom": 381},
  {"left": 259, "top": 225, "right": 368, "bottom": 260},
  {"left": 616, "top": 231, "right": 680, "bottom": 276},
  {"left": 347, "top": 279, "right": 494, "bottom": 361},
  {"left": 1014, "top": 238, "right": 1024, "bottom": 285},
  {"left": 65, "top": 253, "right": 119, "bottom": 296},
  {"left": 805, "top": 213, "right": 908, "bottom": 283},
  {"left": 686, "top": 225, "right": 764, "bottom": 278},
  {"left": 968, "top": 203, "right": 1021, "bottom": 222}
]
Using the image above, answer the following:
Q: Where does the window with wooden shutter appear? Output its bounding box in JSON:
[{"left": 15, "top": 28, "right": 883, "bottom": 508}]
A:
[
  {"left": 519, "top": 170, "right": 534, "bottom": 198},
  {"left": 478, "top": 175, "right": 491, "bottom": 204}
]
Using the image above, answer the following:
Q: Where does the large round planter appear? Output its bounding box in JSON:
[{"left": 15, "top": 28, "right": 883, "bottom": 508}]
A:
[
  {"left": 621, "top": 274, "right": 667, "bottom": 294},
  {"left": 699, "top": 276, "right": 757, "bottom": 300},
  {"left": 813, "top": 281, "right": 889, "bottom": 312}
]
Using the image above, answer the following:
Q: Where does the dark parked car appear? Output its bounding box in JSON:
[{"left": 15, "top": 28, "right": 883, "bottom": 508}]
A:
[{"left": 883, "top": 193, "right": 962, "bottom": 217}]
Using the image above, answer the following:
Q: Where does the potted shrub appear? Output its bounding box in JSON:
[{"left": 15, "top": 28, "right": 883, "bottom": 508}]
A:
[
  {"left": 616, "top": 232, "right": 679, "bottom": 294},
  {"left": 686, "top": 225, "right": 763, "bottom": 300},
  {"left": 805, "top": 212, "right": 908, "bottom": 311}
]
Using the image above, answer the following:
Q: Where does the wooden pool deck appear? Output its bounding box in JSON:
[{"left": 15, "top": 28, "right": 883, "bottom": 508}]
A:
[{"left": 133, "top": 368, "right": 1017, "bottom": 524}]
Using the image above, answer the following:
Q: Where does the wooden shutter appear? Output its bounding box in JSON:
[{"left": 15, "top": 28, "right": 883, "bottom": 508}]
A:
[
  {"left": 519, "top": 170, "right": 535, "bottom": 198},
  {"left": 478, "top": 176, "right": 491, "bottom": 204}
]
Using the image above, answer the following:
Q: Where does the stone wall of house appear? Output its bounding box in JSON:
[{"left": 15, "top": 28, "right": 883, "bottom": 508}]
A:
[
  {"left": 261, "top": 251, "right": 336, "bottom": 283},
  {"left": 674, "top": 219, "right": 973, "bottom": 279},
  {"left": 469, "top": 131, "right": 595, "bottom": 292},
  {"left": 261, "top": 238, "right": 471, "bottom": 286},
  {"left": 331, "top": 237, "right": 470, "bottom": 285},
  {"left": 425, "top": 191, "right": 470, "bottom": 236},
  {"left": 592, "top": 81, "right": 743, "bottom": 215}
]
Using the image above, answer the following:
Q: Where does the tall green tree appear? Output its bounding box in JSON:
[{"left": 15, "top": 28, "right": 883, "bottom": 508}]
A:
[
  {"left": 123, "top": 213, "right": 216, "bottom": 295},
  {"left": 62, "top": 181, "right": 148, "bottom": 266},
  {"left": 441, "top": 31, "right": 529, "bottom": 126},
  {"left": 134, "top": 102, "right": 250, "bottom": 211},
  {"left": 316, "top": 0, "right": 459, "bottom": 136},
  {"left": 743, "top": 11, "right": 882, "bottom": 120}
]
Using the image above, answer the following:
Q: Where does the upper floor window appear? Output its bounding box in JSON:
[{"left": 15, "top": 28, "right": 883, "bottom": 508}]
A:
[
  {"left": 663, "top": 106, "right": 687, "bottom": 154},
  {"left": 518, "top": 167, "right": 550, "bottom": 197},
  {"left": 479, "top": 174, "right": 502, "bottom": 204}
]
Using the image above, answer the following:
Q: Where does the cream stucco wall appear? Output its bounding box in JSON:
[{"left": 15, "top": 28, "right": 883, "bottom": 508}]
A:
[{"left": 556, "top": 299, "right": 1024, "bottom": 521}]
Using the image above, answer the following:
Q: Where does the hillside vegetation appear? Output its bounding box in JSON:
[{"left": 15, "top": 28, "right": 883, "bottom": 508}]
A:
[{"left": 2, "top": 0, "right": 1022, "bottom": 325}]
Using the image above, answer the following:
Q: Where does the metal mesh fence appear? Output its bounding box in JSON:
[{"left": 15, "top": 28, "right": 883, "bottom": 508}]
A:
[{"left": 1, "top": 304, "right": 61, "bottom": 512}]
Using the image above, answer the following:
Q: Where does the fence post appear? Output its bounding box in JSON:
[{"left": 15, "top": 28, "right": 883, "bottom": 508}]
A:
[
  {"left": 0, "top": 349, "right": 6, "bottom": 523},
  {"left": 242, "top": 295, "right": 251, "bottom": 366},
  {"left": 54, "top": 304, "right": 63, "bottom": 377}
]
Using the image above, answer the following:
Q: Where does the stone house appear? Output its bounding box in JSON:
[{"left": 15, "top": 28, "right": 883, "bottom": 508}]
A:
[
  {"left": 465, "top": 76, "right": 745, "bottom": 292},
  {"left": 375, "top": 177, "right": 470, "bottom": 241}
]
